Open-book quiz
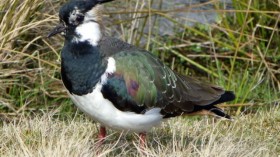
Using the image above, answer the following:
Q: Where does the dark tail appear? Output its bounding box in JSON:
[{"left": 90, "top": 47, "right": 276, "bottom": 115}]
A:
[
  {"left": 209, "top": 91, "right": 235, "bottom": 106},
  {"left": 208, "top": 91, "right": 235, "bottom": 119},
  {"left": 193, "top": 91, "right": 235, "bottom": 119}
]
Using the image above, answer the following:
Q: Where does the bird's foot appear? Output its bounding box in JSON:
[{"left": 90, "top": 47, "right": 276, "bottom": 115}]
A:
[{"left": 97, "top": 126, "right": 107, "bottom": 144}]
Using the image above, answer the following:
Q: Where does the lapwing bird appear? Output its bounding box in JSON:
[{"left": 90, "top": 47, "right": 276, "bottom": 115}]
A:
[{"left": 48, "top": 0, "right": 235, "bottom": 146}]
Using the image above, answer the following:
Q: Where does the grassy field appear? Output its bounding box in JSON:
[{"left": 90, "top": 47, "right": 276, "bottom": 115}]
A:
[
  {"left": 1, "top": 107, "right": 280, "bottom": 156},
  {"left": 0, "top": 0, "right": 279, "bottom": 156}
]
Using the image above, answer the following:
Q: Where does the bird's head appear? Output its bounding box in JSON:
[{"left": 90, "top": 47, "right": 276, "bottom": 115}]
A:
[{"left": 48, "top": 0, "right": 114, "bottom": 39}]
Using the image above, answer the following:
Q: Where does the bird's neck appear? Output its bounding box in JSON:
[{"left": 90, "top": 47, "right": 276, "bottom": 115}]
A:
[{"left": 71, "top": 21, "right": 103, "bottom": 46}]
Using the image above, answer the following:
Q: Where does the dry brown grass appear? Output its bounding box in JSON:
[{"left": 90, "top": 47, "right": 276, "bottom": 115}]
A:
[{"left": 1, "top": 107, "right": 280, "bottom": 156}]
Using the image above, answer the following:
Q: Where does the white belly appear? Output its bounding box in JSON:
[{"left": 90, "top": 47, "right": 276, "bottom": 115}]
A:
[{"left": 69, "top": 87, "right": 163, "bottom": 133}]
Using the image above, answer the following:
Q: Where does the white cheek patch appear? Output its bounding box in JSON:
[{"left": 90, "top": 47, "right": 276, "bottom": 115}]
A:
[
  {"left": 71, "top": 5, "right": 103, "bottom": 46},
  {"left": 74, "top": 22, "right": 101, "bottom": 46}
]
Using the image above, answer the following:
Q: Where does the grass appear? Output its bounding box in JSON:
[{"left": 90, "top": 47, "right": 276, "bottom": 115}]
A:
[
  {"left": 0, "top": 0, "right": 279, "bottom": 156},
  {"left": 1, "top": 107, "right": 280, "bottom": 156}
]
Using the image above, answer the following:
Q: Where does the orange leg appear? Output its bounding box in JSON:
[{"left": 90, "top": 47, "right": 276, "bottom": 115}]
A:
[
  {"left": 98, "top": 126, "right": 106, "bottom": 144},
  {"left": 96, "top": 126, "right": 106, "bottom": 155},
  {"left": 139, "top": 132, "right": 146, "bottom": 149}
]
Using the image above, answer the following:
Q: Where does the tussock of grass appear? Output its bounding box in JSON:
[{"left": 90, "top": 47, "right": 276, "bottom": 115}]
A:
[
  {"left": 1, "top": 108, "right": 279, "bottom": 156},
  {"left": 0, "top": 0, "right": 67, "bottom": 114}
]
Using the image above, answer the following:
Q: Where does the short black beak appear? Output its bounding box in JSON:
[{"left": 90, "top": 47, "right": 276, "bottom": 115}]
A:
[{"left": 47, "top": 23, "right": 66, "bottom": 38}]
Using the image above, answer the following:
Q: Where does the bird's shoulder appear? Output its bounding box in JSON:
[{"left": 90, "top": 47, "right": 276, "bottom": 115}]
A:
[{"left": 98, "top": 36, "right": 141, "bottom": 57}]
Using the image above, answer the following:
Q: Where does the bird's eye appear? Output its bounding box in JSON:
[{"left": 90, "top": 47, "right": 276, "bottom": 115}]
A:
[{"left": 68, "top": 9, "right": 84, "bottom": 25}]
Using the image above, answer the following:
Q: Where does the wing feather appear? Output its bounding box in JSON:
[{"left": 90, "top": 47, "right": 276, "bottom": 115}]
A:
[{"left": 99, "top": 37, "right": 228, "bottom": 116}]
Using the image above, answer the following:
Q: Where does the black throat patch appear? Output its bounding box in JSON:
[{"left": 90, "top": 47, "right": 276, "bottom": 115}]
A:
[{"left": 61, "top": 40, "right": 107, "bottom": 95}]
